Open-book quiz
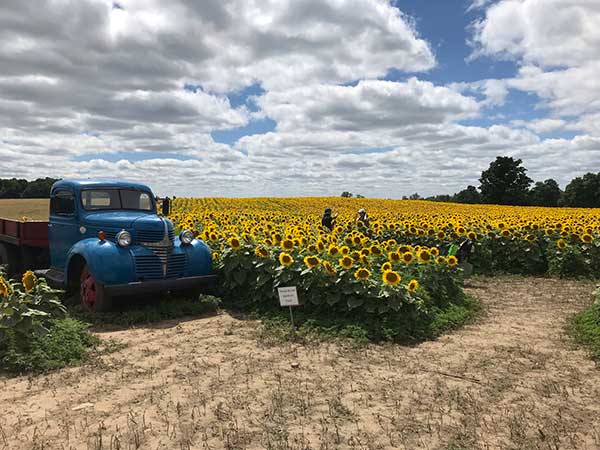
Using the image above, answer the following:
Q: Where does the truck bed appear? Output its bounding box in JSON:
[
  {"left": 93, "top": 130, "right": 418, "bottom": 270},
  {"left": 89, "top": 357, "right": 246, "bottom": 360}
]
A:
[{"left": 0, "top": 217, "right": 49, "bottom": 248}]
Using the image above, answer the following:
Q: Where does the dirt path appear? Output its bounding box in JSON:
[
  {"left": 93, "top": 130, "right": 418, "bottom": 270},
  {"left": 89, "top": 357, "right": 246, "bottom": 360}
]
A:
[{"left": 1, "top": 277, "right": 599, "bottom": 450}]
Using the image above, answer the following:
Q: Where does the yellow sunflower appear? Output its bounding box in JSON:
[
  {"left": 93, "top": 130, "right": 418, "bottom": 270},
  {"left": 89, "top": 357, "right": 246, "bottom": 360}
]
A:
[
  {"left": 281, "top": 239, "right": 294, "bottom": 250},
  {"left": 279, "top": 252, "right": 294, "bottom": 267},
  {"left": 323, "top": 261, "right": 337, "bottom": 276},
  {"left": 340, "top": 246, "right": 350, "bottom": 255},
  {"left": 339, "top": 256, "right": 354, "bottom": 269},
  {"left": 303, "top": 255, "right": 321, "bottom": 269},
  {"left": 354, "top": 267, "right": 371, "bottom": 281},
  {"left": 388, "top": 251, "right": 401, "bottom": 263},
  {"left": 447, "top": 255, "right": 458, "bottom": 267},
  {"left": 255, "top": 246, "right": 270, "bottom": 258},
  {"left": 557, "top": 239, "right": 567, "bottom": 250},
  {"left": 407, "top": 279, "right": 419, "bottom": 292},
  {"left": 581, "top": 234, "right": 593, "bottom": 244},
  {"left": 228, "top": 236, "right": 242, "bottom": 250},
  {"left": 381, "top": 262, "right": 392, "bottom": 272},
  {"left": 401, "top": 252, "right": 414, "bottom": 264},
  {"left": 417, "top": 249, "right": 432, "bottom": 264},
  {"left": 0, "top": 276, "right": 9, "bottom": 299},
  {"left": 328, "top": 245, "right": 339, "bottom": 256},
  {"left": 22, "top": 270, "right": 37, "bottom": 293},
  {"left": 382, "top": 270, "right": 401, "bottom": 286}
]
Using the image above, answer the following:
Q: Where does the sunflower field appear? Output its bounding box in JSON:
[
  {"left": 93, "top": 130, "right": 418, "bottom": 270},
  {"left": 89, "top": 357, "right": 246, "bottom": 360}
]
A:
[{"left": 168, "top": 197, "right": 600, "bottom": 340}]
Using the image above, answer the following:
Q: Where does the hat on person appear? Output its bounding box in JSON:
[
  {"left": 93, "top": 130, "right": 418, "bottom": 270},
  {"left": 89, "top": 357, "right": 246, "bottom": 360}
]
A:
[{"left": 358, "top": 208, "right": 365, "bottom": 213}]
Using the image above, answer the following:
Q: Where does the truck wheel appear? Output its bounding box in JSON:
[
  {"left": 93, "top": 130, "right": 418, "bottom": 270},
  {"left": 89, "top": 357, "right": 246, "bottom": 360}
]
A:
[{"left": 80, "top": 265, "right": 112, "bottom": 313}]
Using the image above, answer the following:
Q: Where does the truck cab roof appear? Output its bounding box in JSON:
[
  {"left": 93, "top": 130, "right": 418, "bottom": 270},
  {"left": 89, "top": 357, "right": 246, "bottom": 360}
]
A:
[{"left": 52, "top": 179, "right": 154, "bottom": 194}]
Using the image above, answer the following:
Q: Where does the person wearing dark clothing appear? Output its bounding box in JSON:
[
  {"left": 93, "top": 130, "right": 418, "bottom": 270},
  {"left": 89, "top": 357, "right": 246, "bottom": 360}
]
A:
[
  {"left": 321, "top": 208, "right": 338, "bottom": 231},
  {"left": 161, "top": 196, "right": 171, "bottom": 216}
]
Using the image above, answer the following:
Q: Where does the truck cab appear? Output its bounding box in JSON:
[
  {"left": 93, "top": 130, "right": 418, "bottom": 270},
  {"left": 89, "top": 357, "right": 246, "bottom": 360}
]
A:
[{"left": 45, "top": 180, "right": 215, "bottom": 311}]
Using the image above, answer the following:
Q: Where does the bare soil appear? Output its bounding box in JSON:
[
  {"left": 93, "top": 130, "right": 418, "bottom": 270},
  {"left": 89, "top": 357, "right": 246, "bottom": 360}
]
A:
[{"left": 1, "top": 277, "right": 599, "bottom": 450}]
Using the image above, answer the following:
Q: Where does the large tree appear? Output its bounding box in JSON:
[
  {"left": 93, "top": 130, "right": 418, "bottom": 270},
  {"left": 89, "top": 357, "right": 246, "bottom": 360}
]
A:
[
  {"left": 529, "top": 179, "right": 561, "bottom": 207},
  {"left": 453, "top": 185, "right": 481, "bottom": 204},
  {"left": 559, "top": 172, "right": 600, "bottom": 208},
  {"left": 479, "top": 156, "right": 533, "bottom": 205}
]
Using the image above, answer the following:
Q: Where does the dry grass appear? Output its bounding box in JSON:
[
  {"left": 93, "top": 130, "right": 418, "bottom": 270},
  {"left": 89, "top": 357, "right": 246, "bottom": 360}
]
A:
[
  {"left": 1, "top": 277, "right": 599, "bottom": 450},
  {"left": 0, "top": 199, "right": 49, "bottom": 221}
]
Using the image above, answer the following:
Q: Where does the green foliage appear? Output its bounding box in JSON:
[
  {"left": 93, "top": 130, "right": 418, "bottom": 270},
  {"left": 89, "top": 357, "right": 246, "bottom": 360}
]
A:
[
  {"left": 1, "top": 318, "right": 99, "bottom": 373},
  {"left": 0, "top": 269, "right": 99, "bottom": 374},
  {"left": 0, "top": 177, "right": 59, "bottom": 199},
  {"left": 0, "top": 271, "right": 67, "bottom": 348},
  {"left": 215, "top": 245, "right": 470, "bottom": 343},
  {"left": 70, "top": 294, "right": 221, "bottom": 327},
  {"left": 479, "top": 156, "right": 533, "bottom": 205},
  {"left": 560, "top": 172, "right": 600, "bottom": 208},
  {"left": 530, "top": 179, "right": 561, "bottom": 207},
  {"left": 568, "top": 288, "right": 600, "bottom": 362},
  {"left": 548, "top": 244, "right": 590, "bottom": 278},
  {"left": 257, "top": 295, "right": 480, "bottom": 345}
]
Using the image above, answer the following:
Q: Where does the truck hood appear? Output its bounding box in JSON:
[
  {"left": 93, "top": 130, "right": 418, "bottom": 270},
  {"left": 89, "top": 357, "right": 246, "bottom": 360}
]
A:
[{"left": 84, "top": 212, "right": 173, "bottom": 232}]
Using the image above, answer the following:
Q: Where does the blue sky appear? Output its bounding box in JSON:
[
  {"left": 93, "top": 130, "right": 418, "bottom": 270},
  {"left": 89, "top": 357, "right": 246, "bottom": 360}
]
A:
[{"left": 1, "top": 0, "right": 598, "bottom": 197}]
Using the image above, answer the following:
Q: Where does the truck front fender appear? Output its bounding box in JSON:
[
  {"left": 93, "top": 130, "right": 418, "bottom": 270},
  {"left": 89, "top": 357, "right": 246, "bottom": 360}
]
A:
[
  {"left": 66, "top": 238, "right": 135, "bottom": 286},
  {"left": 180, "top": 238, "right": 213, "bottom": 277}
]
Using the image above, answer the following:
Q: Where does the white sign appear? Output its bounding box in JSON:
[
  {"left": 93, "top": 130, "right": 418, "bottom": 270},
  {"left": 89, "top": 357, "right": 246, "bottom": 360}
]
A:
[{"left": 278, "top": 286, "right": 299, "bottom": 307}]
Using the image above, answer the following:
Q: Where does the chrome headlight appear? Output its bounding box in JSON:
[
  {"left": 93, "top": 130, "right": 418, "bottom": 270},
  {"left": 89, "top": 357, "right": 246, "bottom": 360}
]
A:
[
  {"left": 179, "top": 229, "right": 194, "bottom": 245},
  {"left": 116, "top": 230, "right": 132, "bottom": 247}
]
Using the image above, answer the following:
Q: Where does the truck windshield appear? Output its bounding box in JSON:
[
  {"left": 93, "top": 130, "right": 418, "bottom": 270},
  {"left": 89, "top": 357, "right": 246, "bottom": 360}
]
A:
[{"left": 81, "top": 189, "right": 154, "bottom": 211}]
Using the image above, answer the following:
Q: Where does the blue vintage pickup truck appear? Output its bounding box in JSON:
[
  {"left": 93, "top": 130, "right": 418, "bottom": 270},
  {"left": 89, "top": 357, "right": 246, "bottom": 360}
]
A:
[{"left": 0, "top": 179, "right": 216, "bottom": 312}]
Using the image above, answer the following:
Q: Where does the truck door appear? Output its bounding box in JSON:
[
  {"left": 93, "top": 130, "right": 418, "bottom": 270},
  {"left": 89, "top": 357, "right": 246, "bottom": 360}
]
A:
[{"left": 49, "top": 189, "right": 77, "bottom": 270}]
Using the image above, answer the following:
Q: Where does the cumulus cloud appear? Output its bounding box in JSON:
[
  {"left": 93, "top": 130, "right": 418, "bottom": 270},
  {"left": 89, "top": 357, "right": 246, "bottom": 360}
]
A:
[{"left": 0, "top": 0, "right": 598, "bottom": 197}]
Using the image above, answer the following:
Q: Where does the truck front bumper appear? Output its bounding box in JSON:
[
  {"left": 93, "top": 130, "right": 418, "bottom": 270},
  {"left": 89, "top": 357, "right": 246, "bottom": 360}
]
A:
[{"left": 104, "top": 274, "right": 218, "bottom": 297}]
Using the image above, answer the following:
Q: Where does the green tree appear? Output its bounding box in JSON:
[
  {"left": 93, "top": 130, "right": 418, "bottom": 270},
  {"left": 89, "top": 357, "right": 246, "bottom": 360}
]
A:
[
  {"left": 341, "top": 191, "right": 353, "bottom": 198},
  {"left": 560, "top": 172, "right": 600, "bottom": 207},
  {"left": 0, "top": 178, "right": 28, "bottom": 198},
  {"left": 453, "top": 185, "right": 481, "bottom": 204},
  {"left": 479, "top": 156, "right": 533, "bottom": 205},
  {"left": 21, "top": 178, "right": 58, "bottom": 198},
  {"left": 529, "top": 179, "right": 561, "bottom": 207}
]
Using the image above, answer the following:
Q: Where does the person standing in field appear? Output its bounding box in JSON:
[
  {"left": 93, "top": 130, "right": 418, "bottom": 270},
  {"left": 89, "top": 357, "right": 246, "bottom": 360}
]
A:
[
  {"left": 321, "top": 208, "right": 338, "bottom": 231},
  {"left": 161, "top": 196, "right": 171, "bottom": 216},
  {"left": 354, "top": 208, "right": 370, "bottom": 227}
]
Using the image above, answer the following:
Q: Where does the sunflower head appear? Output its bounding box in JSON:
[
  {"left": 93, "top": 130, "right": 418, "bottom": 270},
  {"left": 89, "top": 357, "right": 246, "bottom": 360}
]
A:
[
  {"left": 436, "top": 256, "right": 447, "bottom": 265},
  {"left": 447, "top": 255, "right": 458, "bottom": 267},
  {"left": 354, "top": 267, "right": 371, "bottom": 281},
  {"left": 467, "top": 231, "right": 477, "bottom": 240},
  {"left": 228, "top": 236, "right": 242, "bottom": 250},
  {"left": 407, "top": 279, "right": 419, "bottom": 292},
  {"left": 303, "top": 255, "right": 321, "bottom": 269},
  {"left": 370, "top": 245, "right": 382, "bottom": 256},
  {"left": 401, "top": 252, "right": 414, "bottom": 264},
  {"left": 339, "top": 256, "right": 354, "bottom": 269},
  {"left": 388, "top": 251, "right": 401, "bottom": 263},
  {"left": 581, "top": 234, "right": 593, "bottom": 244},
  {"left": 430, "top": 247, "right": 439, "bottom": 256},
  {"left": 381, "top": 262, "right": 392, "bottom": 272},
  {"left": 281, "top": 239, "right": 294, "bottom": 250},
  {"left": 255, "top": 246, "right": 270, "bottom": 258},
  {"left": 279, "top": 252, "right": 294, "bottom": 267},
  {"left": 0, "top": 276, "right": 10, "bottom": 299},
  {"left": 328, "top": 245, "right": 339, "bottom": 256},
  {"left": 557, "top": 239, "right": 567, "bottom": 250},
  {"left": 417, "top": 249, "right": 432, "bottom": 264},
  {"left": 22, "top": 270, "right": 37, "bottom": 293},
  {"left": 437, "top": 231, "right": 446, "bottom": 239},
  {"left": 340, "top": 246, "right": 350, "bottom": 255},
  {"left": 382, "top": 270, "right": 401, "bottom": 286},
  {"left": 323, "top": 261, "right": 337, "bottom": 276}
]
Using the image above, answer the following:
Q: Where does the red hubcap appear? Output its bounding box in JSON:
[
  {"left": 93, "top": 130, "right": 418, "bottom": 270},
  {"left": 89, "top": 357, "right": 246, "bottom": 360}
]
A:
[{"left": 80, "top": 268, "right": 97, "bottom": 310}]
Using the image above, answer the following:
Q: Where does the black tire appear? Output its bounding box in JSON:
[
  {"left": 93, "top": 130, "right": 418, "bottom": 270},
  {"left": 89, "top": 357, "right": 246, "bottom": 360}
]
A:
[{"left": 80, "top": 264, "right": 112, "bottom": 312}]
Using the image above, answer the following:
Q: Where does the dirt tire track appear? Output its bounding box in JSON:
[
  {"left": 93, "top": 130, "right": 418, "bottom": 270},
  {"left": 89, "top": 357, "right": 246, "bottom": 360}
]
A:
[{"left": 0, "top": 277, "right": 599, "bottom": 450}]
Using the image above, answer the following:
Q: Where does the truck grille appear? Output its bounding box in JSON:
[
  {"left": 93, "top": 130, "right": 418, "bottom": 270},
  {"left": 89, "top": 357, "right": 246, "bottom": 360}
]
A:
[
  {"left": 137, "top": 229, "right": 174, "bottom": 243},
  {"left": 134, "top": 248, "right": 186, "bottom": 280}
]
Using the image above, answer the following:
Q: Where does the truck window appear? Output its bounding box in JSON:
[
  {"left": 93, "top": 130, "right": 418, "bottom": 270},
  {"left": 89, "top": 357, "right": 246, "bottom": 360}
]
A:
[
  {"left": 50, "top": 190, "right": 75, "bottom": 215},
  {"left": 81, "top": 189, "right": 154, "bottom": 211}
]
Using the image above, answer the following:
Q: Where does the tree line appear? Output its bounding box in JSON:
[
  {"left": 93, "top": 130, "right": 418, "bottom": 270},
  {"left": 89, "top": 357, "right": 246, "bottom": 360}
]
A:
[
  {"left": 421, "top": 157, "right": 600, "bottom": 208},
  {"left": 0, "top": 178, "right": 59, "bottom": 198}
]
